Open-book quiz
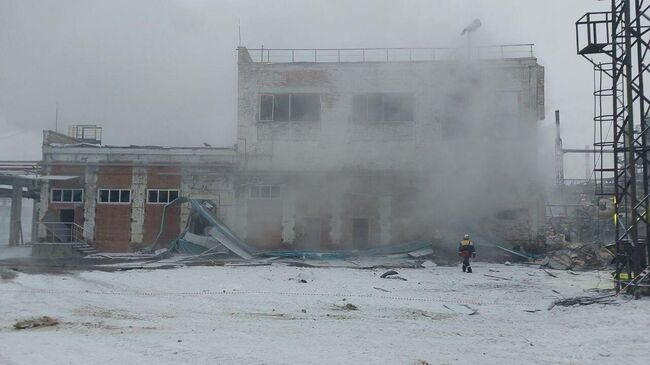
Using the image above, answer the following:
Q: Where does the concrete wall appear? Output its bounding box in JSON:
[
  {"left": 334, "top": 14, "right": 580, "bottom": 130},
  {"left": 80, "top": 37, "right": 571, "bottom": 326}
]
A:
[{"left": 237, "top": 50, "right": 546, "bottom": 248}]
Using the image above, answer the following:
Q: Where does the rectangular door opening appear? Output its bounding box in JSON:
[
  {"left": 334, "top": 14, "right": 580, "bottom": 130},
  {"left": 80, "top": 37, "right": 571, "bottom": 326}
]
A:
[{"left": 352, "top": 218, "right": 369, "bottom": 249}]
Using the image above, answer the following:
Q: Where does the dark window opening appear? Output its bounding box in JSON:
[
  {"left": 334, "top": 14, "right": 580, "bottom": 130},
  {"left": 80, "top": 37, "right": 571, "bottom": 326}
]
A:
[
  {"left": 52, "top": 189, "right": 62, "bottom": 202},
  {"left": 51, "top": 189, "right": 84, "bottom": 203},
  {"left": 120, "top": 190, "right": 130, "bottom": 203},
  {"left": 352, "top": 93, "right": 414, "bottom": 122},
  {"left": 148, "top": 190, "right": 158, "bottom": 203},
  {"left": 147, "top": 189, "right": 180, "bottom": 204},
  {"left": 259, "top": 93, "right": 320, "bottom": 122},
  {"left": 98, "top": 189, "right": 131, "bottom": 204},
  {"left": 260, "top": 94, "right": 274, "bottom": 121},
  {"left": 72, "top": 190, "right": 83, "bottom": 202}
]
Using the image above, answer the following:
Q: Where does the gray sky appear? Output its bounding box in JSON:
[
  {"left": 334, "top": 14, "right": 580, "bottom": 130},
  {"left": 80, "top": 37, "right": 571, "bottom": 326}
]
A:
[{"left": 0, "top": 0, "right": 605, "bottom": 177}]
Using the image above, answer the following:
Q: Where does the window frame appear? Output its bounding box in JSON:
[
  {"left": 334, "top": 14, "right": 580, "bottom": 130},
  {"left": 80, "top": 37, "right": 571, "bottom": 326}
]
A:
[
  {"left": 97, "top": 188, "right": 132, "bottom": 204},
  {"left": 259, "top": 93, "right": 321, "bottom": 122},
  {"left": 249, "top": 185, "right": 281, "bottom": 199},
  {"left": 50, "top": 188, "right": 84, "bottom": 203},
  {"left": 352, "top": 92, "right": 415, "bottom": 122},
  {"left": 146, "top": 189, "right": 180, "bottom": 204}
]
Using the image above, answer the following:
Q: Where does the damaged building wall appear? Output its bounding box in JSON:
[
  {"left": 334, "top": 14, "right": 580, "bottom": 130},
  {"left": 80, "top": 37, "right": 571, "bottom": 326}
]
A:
[
  {"left": 39, "top": 144, "right": 236, "bottom": 252},
  {"left": 236, "top": 47, "right": 546, "bottom": 249}
]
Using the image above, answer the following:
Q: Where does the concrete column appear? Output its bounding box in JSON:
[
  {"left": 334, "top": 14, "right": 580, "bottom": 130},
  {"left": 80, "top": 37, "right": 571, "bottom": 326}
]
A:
[
  {"left": 37, "top": 174, "right": 50, "bottom": 240},
  {"left": 281, "top": 185, "right": 295, "bottom": 244},
  {"left": 379, "top": 195, "right": 392, "bottom": 245},
  {"left": 180, "top": 172, "right": 192, "bottom": 230},
  {"left": 130, "top": 166, "right": 147, "bottom": 245},
  {"left": 235, "top": 185, "right": 248, "bottom": 240},
  {"left": 9, "top": 185, "right": 23, "bottom": 246},
  {"left": 83, "top": 166, "right": 98, "bottom": 242},
  {"left": 330, "top": 190, "right": 343, "bottom": 246},
  {"left": 30, "top": 197, "right": 39, "bottom": 243}
]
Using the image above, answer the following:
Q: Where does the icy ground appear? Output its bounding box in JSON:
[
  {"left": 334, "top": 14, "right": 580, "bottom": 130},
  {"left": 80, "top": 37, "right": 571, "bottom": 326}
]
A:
[{"left": 1, "top": 262, "right": 649, "bottom": 364}]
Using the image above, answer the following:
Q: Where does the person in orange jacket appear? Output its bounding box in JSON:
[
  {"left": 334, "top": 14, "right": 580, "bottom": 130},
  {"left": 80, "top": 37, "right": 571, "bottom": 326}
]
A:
[{"left": 458, "top": 234, "right": 476, "bottom": 273}]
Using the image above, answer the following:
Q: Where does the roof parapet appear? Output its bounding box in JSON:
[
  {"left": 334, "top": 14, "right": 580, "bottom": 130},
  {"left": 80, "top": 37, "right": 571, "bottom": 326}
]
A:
[{"left": 242, "top": 44, "right": 534, "bottom": 64}]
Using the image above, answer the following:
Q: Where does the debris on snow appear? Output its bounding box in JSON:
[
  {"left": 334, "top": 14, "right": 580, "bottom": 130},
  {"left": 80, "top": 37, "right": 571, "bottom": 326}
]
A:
[
  {"left": 13, "top": 316, "right": 59, "bottom": 330},
  {"left": 380, "top": 270, "right": 399, "bottom": 278}
]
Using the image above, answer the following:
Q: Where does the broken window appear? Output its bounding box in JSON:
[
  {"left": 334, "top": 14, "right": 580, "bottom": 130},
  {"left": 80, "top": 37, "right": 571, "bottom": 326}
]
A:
[
  {"left": 352, "top": 93, "right": 414, "bottom": 122},
  {"left": 147, "top": 189, "right": 180, "bottom": 204},
  {"left": 98, "top": 189, "right": 132, "bottom": 204},
  {"left": 50, "top": 189, "right": 83, "bottom": 203},
  {"left": 259, "top": 93, "right": 320, "bottom": 122},
  {"left": 249, "top": 185, "right": 281, "bottom": 199}
]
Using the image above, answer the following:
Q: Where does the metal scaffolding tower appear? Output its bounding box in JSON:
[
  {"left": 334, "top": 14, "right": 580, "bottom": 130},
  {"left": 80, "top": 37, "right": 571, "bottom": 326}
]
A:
[{"left": 576, "top": 0, "right": 650, "bottom": 291}]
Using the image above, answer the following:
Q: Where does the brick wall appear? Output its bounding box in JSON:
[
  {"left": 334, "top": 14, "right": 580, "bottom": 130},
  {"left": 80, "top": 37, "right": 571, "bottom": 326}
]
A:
[
  {"left": 143, "top": 167, "right": 181, "bottom": 247},
  {"left": 94, "top": 166, "right": 132, "bottom": 252}
]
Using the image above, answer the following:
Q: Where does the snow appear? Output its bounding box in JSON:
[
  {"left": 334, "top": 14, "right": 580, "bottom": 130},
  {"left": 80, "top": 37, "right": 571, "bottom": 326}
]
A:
[{"left": 1, "top": 262, "right": 649, "bottom": 364}]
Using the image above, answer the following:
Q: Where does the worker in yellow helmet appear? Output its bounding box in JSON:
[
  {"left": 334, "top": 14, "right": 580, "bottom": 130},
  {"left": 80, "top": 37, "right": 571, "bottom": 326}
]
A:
[{"left": 458, "top": 234, "right": 476, "bottom": 273}]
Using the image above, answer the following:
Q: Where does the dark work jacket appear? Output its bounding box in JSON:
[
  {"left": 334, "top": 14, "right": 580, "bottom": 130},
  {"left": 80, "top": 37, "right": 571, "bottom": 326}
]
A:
[{"left": 458, "top": 239, "right": 475, "bottom": 254}]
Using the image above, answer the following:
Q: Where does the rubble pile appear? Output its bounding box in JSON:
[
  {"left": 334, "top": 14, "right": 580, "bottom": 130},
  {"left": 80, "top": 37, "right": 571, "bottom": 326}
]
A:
[{"left": 541, "top": 243, "right": 613, "bottom": 271}]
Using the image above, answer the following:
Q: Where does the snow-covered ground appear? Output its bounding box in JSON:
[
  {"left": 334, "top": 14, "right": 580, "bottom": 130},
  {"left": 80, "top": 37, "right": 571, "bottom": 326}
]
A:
[{"left": 0, "top": 262, "right": 648, "bottom": 364}]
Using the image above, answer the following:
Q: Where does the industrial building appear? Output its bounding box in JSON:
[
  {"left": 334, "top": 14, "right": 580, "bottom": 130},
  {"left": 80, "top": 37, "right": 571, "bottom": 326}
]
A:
[{"left": 30, "top": 44, "right": 545, "bottom": 253}]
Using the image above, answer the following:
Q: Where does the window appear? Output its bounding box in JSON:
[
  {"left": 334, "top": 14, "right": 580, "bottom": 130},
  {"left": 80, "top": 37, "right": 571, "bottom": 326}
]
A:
[
  {"left": 50, "top": 189, "right": 83, "bottom": 203},
  {"left": 250, "top": 185, "right": 281, "bottom": 199},
  {"left": 98, "top": 189, "right": 132, "bottom": 204},
  {"left": 259, "top": 93, "right": 320, "bottom": 122},
  {"left": 147, "top": 189, "right": 180, "bottom": 204},
  {"left": 352, "top": 93, "right": 414, "bottom": 122}
]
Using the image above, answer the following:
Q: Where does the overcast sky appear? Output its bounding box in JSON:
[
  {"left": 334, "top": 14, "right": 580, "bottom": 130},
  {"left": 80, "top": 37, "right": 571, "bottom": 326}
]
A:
[{"left": 0, "top": 0, "right": 606, "bottom": 177}]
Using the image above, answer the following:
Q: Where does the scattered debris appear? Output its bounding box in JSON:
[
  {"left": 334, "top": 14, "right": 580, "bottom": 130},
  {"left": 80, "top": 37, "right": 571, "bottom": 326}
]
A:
[
  {"left": 408, "top": 248, "right": 433, "bottom": 259},
  {"left": 335, "top": 303, "right": 358, "bottom": 311},
  {"left": 420, "top": 260, "right": 436, "bottom": 269},
  {"left": 13, "top": 316, "right": 59, "bottom": 330},
  {"left": 552, "top": 294, "right": 617, "bottom": 308},
  {"left": 373, "top": 287, "right": 391, "bottom": 293},
  {"left": 417, "top": 360, "right": 430, "bottom": 365},
  {"left": 543, "top": 269, "right": 559, "bottom": 278},
  {"left": 380, "top": 270, "right": 399, "bottom": 278},
  {"left": 461, "top": 304, "right": 478, "bottom": 316},
  {"left": 299, "top": 279, "right": 307, "bottom": 283},
  {"left": 380, "top": 270, "right": 408, "bottom": 281},
  {"left": 521, "top": 335, "right": 534, "bottom": 346},
  {"left": 1, "top": 268, "right": 18, "bottom": 280},
  {"left": 540, "top": 244, "right": 613, "bottom": 271},
  {"left": 484, "top": 274, "right": 510, "bottom": 281},
  {"left": 524, "top": 309, "right": 541, "bottom": 313}
]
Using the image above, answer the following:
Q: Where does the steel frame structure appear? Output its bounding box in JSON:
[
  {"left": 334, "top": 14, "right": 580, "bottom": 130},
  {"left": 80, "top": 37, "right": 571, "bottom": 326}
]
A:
[{"left": 576, "top": 0, "right": 650, "bottom": 289}]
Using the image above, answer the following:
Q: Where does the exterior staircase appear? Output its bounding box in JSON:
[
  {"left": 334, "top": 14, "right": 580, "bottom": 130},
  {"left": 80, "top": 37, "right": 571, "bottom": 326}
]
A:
[{"left": 40, "top": 222, "right": 99, "bottom": 257}]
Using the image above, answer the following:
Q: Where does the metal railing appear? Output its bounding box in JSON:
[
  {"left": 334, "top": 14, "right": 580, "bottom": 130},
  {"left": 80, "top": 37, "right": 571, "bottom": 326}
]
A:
[
  {"left": 40, "top": 221, "right": 89, "bottom": 243},
  {"left": 68, "top": 125, "right": 102, "bottom": 144},
  {"left": 247, "top": 44, "right": 534, "bottom": 64}
]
